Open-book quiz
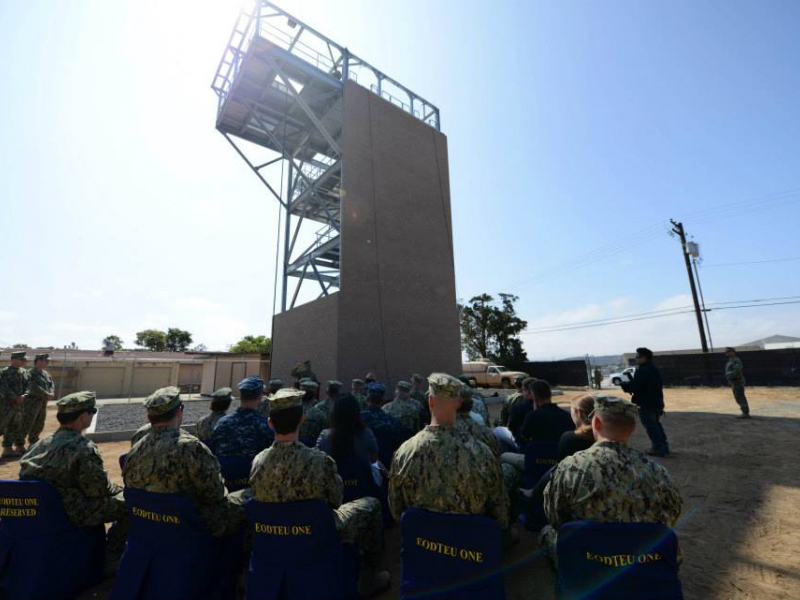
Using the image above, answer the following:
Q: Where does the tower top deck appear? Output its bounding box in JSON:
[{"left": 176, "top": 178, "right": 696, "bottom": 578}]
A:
[{"left": 212, "top": 0, "right": 441, "bottom": 133}]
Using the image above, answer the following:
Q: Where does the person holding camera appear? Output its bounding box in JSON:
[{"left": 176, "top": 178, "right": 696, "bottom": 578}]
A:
[{"left": 620, "top": 347, "right": 670, "bottom": 457}]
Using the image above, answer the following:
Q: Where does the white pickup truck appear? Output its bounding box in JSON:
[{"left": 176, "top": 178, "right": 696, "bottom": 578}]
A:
[{"left": 609, "top": 367, "right": 636, "bottom": 386}]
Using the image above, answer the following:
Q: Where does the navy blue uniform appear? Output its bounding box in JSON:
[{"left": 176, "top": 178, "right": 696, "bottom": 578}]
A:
[{"left": 210, "top": 407, "right": 274, "bottom": 459}]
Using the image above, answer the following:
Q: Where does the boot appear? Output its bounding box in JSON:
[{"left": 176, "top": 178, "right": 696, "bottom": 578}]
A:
[
  {"left": 1, "top": 447, "right": 21, "bottom": 459},
  {"left": 358, "top": 569, "right": 391, "bottom": 599}
]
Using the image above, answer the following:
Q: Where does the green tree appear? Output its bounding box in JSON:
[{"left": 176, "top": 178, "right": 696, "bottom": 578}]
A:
[
  {"left": 102, "top": 335, "right": 123, "bottom": 351},
  {"left": 135, "top": 329, "right": 167, "bottom": 351},
  {"left": 229, "top": 335, "right": 272, "bottom": 354},
  {"left": 11, "top": 343, "right": 28, "bottom": 348},
  {"left": 459, "top": 293, "right": 527, "bottom": 364},
  {"left": 165, "top": 328, "right": 193, "bottom": 352}
]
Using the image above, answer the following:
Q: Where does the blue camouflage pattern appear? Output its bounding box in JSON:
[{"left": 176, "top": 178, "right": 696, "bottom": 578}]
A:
[{"left": 210, "top": 407, "right": 274, "bottom": 459}]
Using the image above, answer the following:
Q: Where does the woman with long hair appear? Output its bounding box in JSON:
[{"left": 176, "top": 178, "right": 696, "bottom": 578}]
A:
[
  {"left": 316, "top": 394, "right": 379, "bottom": 465},
  {"left": 557, "top": 394, "right": 596, "bottom": 460}
]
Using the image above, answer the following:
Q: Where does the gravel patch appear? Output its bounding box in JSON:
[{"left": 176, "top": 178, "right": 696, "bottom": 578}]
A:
[{"left": 94, "top": 398, "right": 242, "bottom": 433}]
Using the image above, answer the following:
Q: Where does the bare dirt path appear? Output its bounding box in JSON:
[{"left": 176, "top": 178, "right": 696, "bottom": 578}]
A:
[{"left": 2, "top": 386, "right": 797, "bottom": 600}]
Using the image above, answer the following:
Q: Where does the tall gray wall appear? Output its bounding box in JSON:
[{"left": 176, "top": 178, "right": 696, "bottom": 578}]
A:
[{"left": 270, "top": 81, "right": 461, "bottom": 386}]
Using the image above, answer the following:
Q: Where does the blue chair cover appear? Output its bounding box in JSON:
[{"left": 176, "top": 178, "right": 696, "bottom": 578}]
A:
[
  {"left": 522, "top": 441, "right": 559, "bottom": 488},
  {"left": 110, "top": 488, "right": 238, "bottom": 600},
  {"left": 337, "top": 458, "right": 379, "bottom": 504},
  {"left": 218, "top": 455, "right": 253, "bottom": 492},
  {"left": 119, "top": 452, "right": 128, "bottom": 470},
  {"left": 400, "top": 508, "right": 504, "bottom": 600},
  {"left": 556, "top": 521, "right": 683, "bottom": 600},
  {"left": 0, "top": 479, "right": 105, "bottom": 600},
  {"left": 245, "top": 499, "right": 357, "bottom": 600}
]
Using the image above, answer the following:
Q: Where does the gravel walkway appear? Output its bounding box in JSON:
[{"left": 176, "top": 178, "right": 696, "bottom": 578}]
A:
[{"left": 94, "top": 398, "right": 242, "bottom": 433}]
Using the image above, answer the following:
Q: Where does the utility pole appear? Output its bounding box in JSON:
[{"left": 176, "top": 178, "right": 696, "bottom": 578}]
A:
[{"left": 670, "top": 219, "right": 709, "bottom": 353}]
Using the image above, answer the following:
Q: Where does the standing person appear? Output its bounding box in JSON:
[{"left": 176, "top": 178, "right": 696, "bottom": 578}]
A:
[
  {"left": 0, "top": 350, "right": 31, "bottom": 457},
  {"left": 123, "top": 387, "right": 244, "bottom": 537},
  {"left": 593, "top": 368, "right": 603, "bottom": 390},
  {"left": 381, "top": 381, "right": 423, "bottom": 434},
  {"left": 23, "top": 353, "right": 55, "bottom": 447},
  {"left": 725, "top": 347, "right": 750, "bottom": 419},
  {"left": 211, "top": 377, "right": 274, "bottom": 460},
  {"left": 389, "top": 373, "right": 509, "bottom": 529},
  {"left": 361, "top": 382, "right": 407, "bottom": 464},
  {"left": 195, "top": 387, "right": 233, "bottom": 444},
  {"left": 291, "top": 360, "right": 317, "bottom": 384},
  {"left": 19, "top": 391, "right": 127, "bottom": 549},
  {"left": 248, "top": 388, "right": 390, "bottom": 597},
  {"left": 500, "top": 374, "right": 526, "bottom": 426},
  {"left": 351, "top": 378, "right": 368, "bottom": 410},
  {"left": 258, "top": 379, "right": 283, "bottom": 418},
  {"left": 620, "top": 347, "right": 670, "bottom": 457}
]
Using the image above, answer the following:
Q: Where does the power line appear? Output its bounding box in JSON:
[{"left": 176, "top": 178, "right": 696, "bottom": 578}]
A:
[{"left": 702, "top": 256, "right": 800, "bottom": 268}]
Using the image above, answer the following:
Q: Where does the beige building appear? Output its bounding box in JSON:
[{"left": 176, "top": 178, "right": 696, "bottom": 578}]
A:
[{"left": 0, "top": 348, "right": 270, "bottom": 399}]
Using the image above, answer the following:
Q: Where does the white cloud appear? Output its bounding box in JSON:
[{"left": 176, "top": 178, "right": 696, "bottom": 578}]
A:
[
  {"left": 170, "top": 296, "right": 224, "bottom": 312},
  {"left": 53, "top": 322, "right": 116, "bottom": 333}
]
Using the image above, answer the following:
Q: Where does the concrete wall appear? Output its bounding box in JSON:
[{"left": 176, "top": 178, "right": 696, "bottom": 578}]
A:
[
  {"left": 338, "top": 82, "right": 461, "bottom": 385},
  {"left": 271, "top": 293, "right": 339, "bottom": 384}
]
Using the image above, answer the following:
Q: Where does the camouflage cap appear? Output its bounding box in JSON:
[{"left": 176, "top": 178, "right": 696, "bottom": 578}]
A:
[
  {"left": 34, "top": 353, "right": 51, "bottom": 362},
  {"left": 299, "top": 378, "right": 319, "bottom": 390},
  {"left": 365, "top": 372, "right": 377, "bottom": 381},
  {"left": 327, "top": 380, "right": 343, "bottom": 390},
  {"left": 57, "top": 391, "right": 96, "bottom": 414},
  {"left": 410, "top": 373, "right": 424, "bottom": 382},
  {"left": 144, "top": 386, "right": 182, "bottom": 416},
  {"left": 351, "top": 378, "right": 365, "bottom": 386},
  {"left": 427, "top": 373, "right": 463, "bottom": 399},
  {"left": 396, "top": 380, "right": 412, "bottom": 392},
  {"left": 10, "top": 351, "right": 27, "bottom": 361},
  {"left": 211, "top": 387, "right": 233, "bottom": 400},
  {"left": 268, "top": 388, "right": 305, "bottom": 412},
  {"left": 268, "top": 378, "right": 283, "bottom": 387},
  {"left": 591, "top": 395, "right": 639, "bottom": 418}
]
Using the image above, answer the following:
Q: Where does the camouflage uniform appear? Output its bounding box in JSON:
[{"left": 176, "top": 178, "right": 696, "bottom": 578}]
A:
[
  {"left": 725, "top": 355, "right": 750, "bottom": 416},
  {"left": 196, "top": 410, "right": 227, "bottom": 444},
  {"left": 291, "top": 365, "right": 317, "bottom": 383},
  {"left": 382, "top": 398, "right": 423, "bottom": 434},
  {"left": 123, "top": 426, "right": 244, "bottom": 537},
  {"left": 20, "top": 427, "right": 126, "bottom": 526},
  {"left": 362, "top": 405, "right": 408, "bottom": 454},
  {"left": 470, "top": 393, "right": 490, "bottom": 425},
  {"left": 211, "top": 407, "right": 275, "bottom": 459},
  {"left": 0, "top": 365, "right": 30, "bottom": 448},
  {"left": 256, "top": 398, "right": 271, "bottom": 419},
  {"left": 389, "top": 424, "right": 510, "bottom": 529},
  {"left": 23, "top": 367, "right": 54, "bottom": 445},
  {"left": 541, "top": 440, "right": 683, "bottom": 552},
  {"left": 298, "top": 402, "right": 329, "bottom": 445},
  {"left": 248, "top": 441, "right": 382, "bottom": 557},
  {"left": 410, "top": 389, "right": 430, "bottom": 425},
  {"left": 131, "top": 423, "right": 151, "bottom": 446}
]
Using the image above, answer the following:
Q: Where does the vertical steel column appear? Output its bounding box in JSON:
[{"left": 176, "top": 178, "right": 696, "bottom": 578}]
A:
[{"left": 282, "top": 162, "right": 292, "bottom": 312}]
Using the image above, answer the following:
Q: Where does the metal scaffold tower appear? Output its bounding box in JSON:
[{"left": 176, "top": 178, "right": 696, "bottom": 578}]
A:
[{"left": 211, "top": 1, "right": 440, "bottom": 311}]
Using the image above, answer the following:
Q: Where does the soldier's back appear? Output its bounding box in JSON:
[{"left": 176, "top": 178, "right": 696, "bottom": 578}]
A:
[
  {"left": 454, "top": 414, "right": 500, "bottom": 457},
  {"left": 196, "top": 410, "right": 226, "bottom": 443},
  {"left": 547, "top": 441, "right": 682, "bottom": 527},
  {"left": 382, "top": 399, "right": 422, "bottom": 433},
  {"left": 211, "top": 407, "right": 274, "bottom": 458}
]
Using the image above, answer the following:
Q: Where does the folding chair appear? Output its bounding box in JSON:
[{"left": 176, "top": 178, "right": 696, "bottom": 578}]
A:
[
  {"left": 522, "top": 441, "right": 559, "bottom": 488},
  {"left": 218, "top": 455, "right": 253, "bottom": 492},
  {"left": 400, "top": 508, "right": 504, "bottom": 600},
  {"left": 336, "top": 458, "right": 379, "bottom": 504},
  {"left": 110, "top": 488, "right": 239, "bottom": 600},
  {"left": 556, "top": 521, "right": 683, "bottom": 600},
  {"left": 245, "top": 499, "right": 358, "bottom": 600},
  {"left": 0, "top": 479, "right": 105, "bottom": 600}
]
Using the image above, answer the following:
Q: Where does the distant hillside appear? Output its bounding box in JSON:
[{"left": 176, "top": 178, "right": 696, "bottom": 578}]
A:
[{"left": 563, "top": 354, "right": 623, "bottom": 367}]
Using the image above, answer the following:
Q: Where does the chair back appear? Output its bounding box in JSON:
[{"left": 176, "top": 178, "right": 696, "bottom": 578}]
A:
[
  {"left": 556, "top": 521, "right": 683, "bottom": 600},
  {"left": 119, "top": 452, "right": 128, "bottom": 470},
  {"left": 523, "top": 441, "right": 559, "bottom": 488},
  {"left": 218, "top": 456, "right": 253, "bottom": 492},
  {"left": 400, "top": 508, "right": 504, "bottom": 600},
  {"left": 245, "top": 499, "right": 353, "bottom": 600},
  {"left": 0, "top": 479, "right": 105, "bottom": 600},
  {"left": 337, "top": 458, "right": 379, "bottom": 504},
  {"left": 110, "top": 489, "right": 218, "bottom": 600}
]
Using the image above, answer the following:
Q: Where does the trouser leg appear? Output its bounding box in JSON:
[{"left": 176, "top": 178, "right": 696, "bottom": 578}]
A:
[
  {"left": 493, "top": 427, "right": 519, "bottom": 454},
  {"left": 639, "top": 408, "right": 668, "bottom": 455},
  {"left": 0, "top": 403, "right": 24, "bottom": 447},
  {"left": 500, "top": 452, "right": 526, "bottom": 472},
  {"left": 334, "top": 496, "right": 383, "bottom": 560},
  {"left": 502, "top": 463, "right": 522, "bottom": 524},
  {"left": 732, "top": 385, "right": 750, "bottom": 415},
  {"left": 24, "top": 398, "right": 47, "bottom": 444}
]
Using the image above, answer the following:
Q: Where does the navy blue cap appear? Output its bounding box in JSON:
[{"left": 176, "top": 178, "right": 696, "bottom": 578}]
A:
[
  {"left": 368, "top": 382, "right": 386, "bottom": 394},
  {"left": 238, "top": 375, "right": 266, "bottom": 393}
]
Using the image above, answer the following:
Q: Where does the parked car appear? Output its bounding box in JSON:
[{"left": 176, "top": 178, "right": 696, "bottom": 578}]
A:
[
  {"left": 461, "top": 360, "right": 528, "bottom": 389},
  {"left": 609, "top": 367, "right": 636, "bottom": 386}
]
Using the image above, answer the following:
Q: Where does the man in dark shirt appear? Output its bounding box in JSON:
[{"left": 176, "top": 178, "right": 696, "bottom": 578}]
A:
[
  {"left": 620, "top": 347, "right": 669, "bottom": 457},
  {"left": 519, "top": 380, "right": 574, "bottom": 443}
]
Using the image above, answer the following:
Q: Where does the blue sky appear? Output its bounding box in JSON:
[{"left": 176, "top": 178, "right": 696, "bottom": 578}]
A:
[{"left": 1, "top": 0, "right": 798, "bottom": 358}]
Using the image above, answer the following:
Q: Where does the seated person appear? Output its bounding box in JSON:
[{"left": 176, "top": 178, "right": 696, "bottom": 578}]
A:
[
  {"left": 389, "top": 374, "right": 509, "bottom": 531},
  {"left": 409, "top": 373, "right": 431, "bottom": 425},
  {"left": 557, "top": 394, "right": 595, "bottom": 460},
  {"left": 361, "top": 382, "right": 408, "bottom": 460},
  {"left": 351, "top": 378, "right": 368, "bottom": 410},
  {"left": 299, "top": 380, "right": 341, "bottom": 446},
  {"left": 248, "top": 388, "right": 390, "bottom": 598},
  {"left": 519, "top": 379, "right": 574, "bottom": 444},
  {"left": 195, "top": 387, "right": 233, "bottom": 444},
  {"left": 499, "top": 374, "right": 526, "bottom": 426},
  {"left": 540, "top": 396, "right": 683, "bottom": 563},
  {"left": 297, "top": 379, "right": 324, "bottom": 443},
  {"left": 123, "top": 387, "right": 244, "bottom": 537},
  {"left": 211, "top": 376, "right": 274, "bottom": 460},
  {"left": 19, "top": 391, "right": 128, "bottom": 550},
  {"left": 494, "top": 377, "right": 536, "bottom": 453},
  {"left": 317, "top": 394, "right": 380, "bottom": 467},
  {"left": 381, "top": 381, "right": 423, "bottom": 434},
  {"left": 457, "top": 375, "right": 490, "bottom": 425},
  {"left": 257, "top": 379, "right": 283, "bottom": 418}
]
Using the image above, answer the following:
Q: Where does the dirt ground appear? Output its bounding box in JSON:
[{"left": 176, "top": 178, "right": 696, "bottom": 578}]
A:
[{"left": 2, "top": 386, "right": 798, "bottom": 600}]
